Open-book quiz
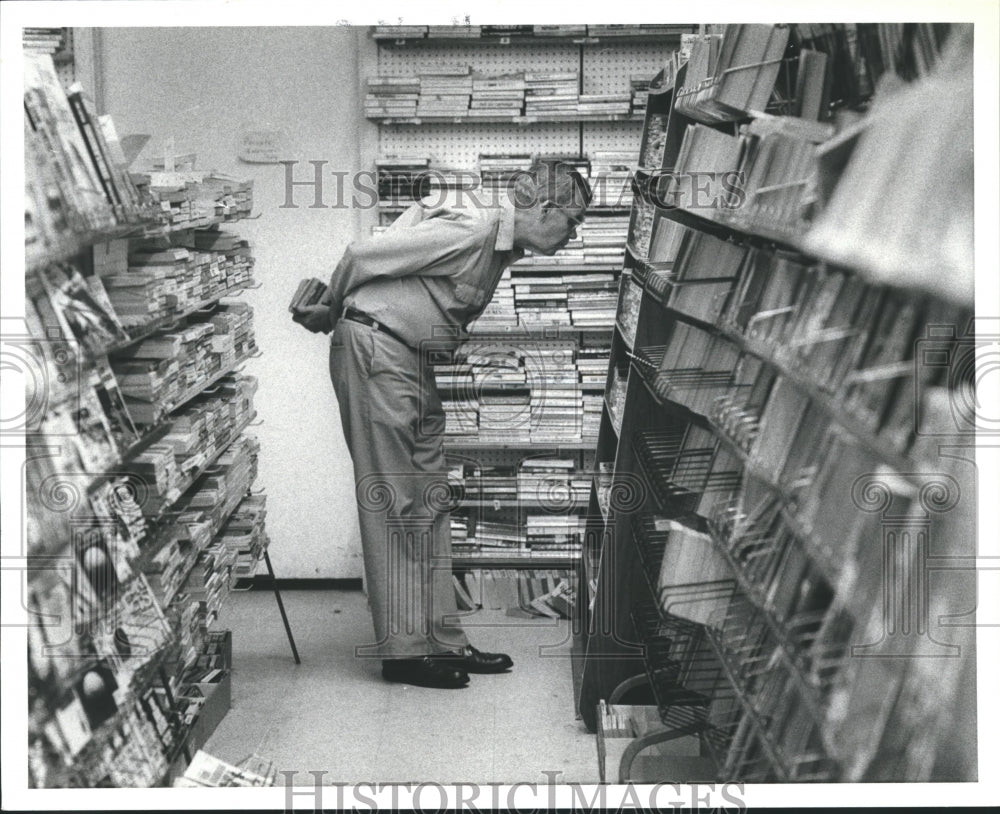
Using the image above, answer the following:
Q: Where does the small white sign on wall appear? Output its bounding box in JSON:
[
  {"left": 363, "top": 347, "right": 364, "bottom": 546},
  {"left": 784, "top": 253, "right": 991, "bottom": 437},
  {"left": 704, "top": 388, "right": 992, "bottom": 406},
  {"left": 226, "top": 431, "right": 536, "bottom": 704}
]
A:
[{"left": 237, "top": 123, "right": 288, "bottom": 164}]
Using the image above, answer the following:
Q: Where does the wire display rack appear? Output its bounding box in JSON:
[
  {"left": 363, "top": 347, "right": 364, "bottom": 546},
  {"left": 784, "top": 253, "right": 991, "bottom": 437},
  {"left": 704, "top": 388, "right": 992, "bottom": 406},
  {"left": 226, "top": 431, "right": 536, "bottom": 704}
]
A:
[
  {"left": 705, "top": 595, "right": 840, "bottom": 781},
  {"left": 629, "top": 598, "right": 739, "bottom": 769},
  {"left": 631, "top": 426, "right": 743, "bottom": 517}
]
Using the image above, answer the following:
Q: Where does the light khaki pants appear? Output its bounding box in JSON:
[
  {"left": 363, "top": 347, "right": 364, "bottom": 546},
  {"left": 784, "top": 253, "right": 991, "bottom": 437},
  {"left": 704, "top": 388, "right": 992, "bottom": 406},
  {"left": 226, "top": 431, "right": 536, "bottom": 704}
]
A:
[{"left": 329, "top": 318, "right": 469, "bottom": 658}]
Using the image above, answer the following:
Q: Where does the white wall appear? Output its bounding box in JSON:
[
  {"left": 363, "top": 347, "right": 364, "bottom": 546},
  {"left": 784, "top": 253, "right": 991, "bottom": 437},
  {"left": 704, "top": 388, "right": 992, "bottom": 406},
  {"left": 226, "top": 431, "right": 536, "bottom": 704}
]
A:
[{"left": 97, "top": 27, "right": 375, "bottom": 577}]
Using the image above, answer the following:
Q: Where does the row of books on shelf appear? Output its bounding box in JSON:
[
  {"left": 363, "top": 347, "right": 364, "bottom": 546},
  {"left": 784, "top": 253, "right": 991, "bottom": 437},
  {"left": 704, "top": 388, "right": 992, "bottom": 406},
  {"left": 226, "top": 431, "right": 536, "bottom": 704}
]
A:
[
  {"left": 452, "top": 517, "right": 586, "bottom": 552},
  {"left": 25, "top": 54, "right": 151, "bottom": 262},
  {"left": 854, "top": 22, "right": 957, "bottom": 85},
  {"left": 469, "top": 270, "right": 621, "bottom": 331},
  {"left": 447, "top": 459, "right": 591, "bottom": 506},
  {"left": 626, "top": 429, "right": 970, "bottom": 781},
  {"left": 27, "top": 431, "right": 264, "bottom": 786},
  {"left": 29, "top": 623, "right": 235, "bottom": 788},
  {"left": 25, "top": 52, "right": 255, "bottom": 268},
  {"left": 437, "top": 340, "right": 607, "bottom": 442},
  {"left": 650, "top": 114, "right": 830, "bottom": 240},
  {"left": 135, "top": 169, "right": 253, "bottom": 230},
  {"left": 629, "top": 219, "right": 972, "bottom": 458},
  {"left": 802, "top": 28, "right": 972, "bottom": 303},
  {"left": 26, "top": 364, "right": 257, "bottom": 560},
  {"left": 143, "top": 445, "right": 262, "bottom": 702},
  {"left": 22, "top": 27, "right": 71, "bottom": 55},
  {"left": 627, "top": 317, "right": 966, "bottom": 564},
  {"left": 676, "top": 23, "right": 957, "bottom": 128},
  {"left": 635, "top": 24, "right": 971, "bottom": 303},
  {"left": 441, "top": 339, "right": 610, "bottom": 386},
  {"left": 614, "top": 323, "right": 974, "bottom": 780},
  {"left": 372, "top": 23, "right": 692, "bottom": 40},
  {"left": 43, "top": 428, "right": 259, "bottom": 663},
  {"left": 108, "top": 302, "right": 257, "bottom": 425},
  {"left": 366, "top": 68, "right": 645, "bottom": 119},
  {"left": 145, "top": 437, "right": 263, "bottom": 608},
  {"left": 676, "top": 26, "right": 793, "bottom": 123},
  {"left": 26, "top": 234, "right": 254, "bottom": 418},
  {"left": 443, "top": 394, "right": 603, "bottom": 444},
  {"left": 127, "top": 375, "right": 258, "bottom": 514},
  {"left": 96, "top": 230, "right": 255, "bottom": 327},
  {"left": 792, "top": 22, "right": 958, "bottom": 112},
  {"left": 451, "top": 568, "right": 576, "bottom": 620}
]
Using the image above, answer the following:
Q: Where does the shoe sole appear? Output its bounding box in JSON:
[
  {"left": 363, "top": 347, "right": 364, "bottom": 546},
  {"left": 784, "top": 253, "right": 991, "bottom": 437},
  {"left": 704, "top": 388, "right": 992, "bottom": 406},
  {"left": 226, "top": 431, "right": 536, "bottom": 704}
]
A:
[
  {"left": 382, "top": 675, "right": 470, "bottom": 689},
  {"left": 463, "top": 669, "right": 512, "bottom": 675}
]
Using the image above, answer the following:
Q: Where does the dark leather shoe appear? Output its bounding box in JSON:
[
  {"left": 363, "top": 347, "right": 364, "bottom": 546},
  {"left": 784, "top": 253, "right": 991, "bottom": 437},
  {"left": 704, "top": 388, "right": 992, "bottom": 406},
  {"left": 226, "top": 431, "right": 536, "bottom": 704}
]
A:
[
  {"left": 439, "top": 645, "right": 513, "bottom": 674},
  {"left": 382, "top": 657, "right": 469, "bottom": 689}
]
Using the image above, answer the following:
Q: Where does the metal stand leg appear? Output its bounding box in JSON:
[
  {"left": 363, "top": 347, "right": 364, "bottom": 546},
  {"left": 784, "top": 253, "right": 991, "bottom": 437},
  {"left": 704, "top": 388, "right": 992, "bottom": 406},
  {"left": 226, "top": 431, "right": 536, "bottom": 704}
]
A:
[
  {"left": 157, "top": 665, "right": 191, "bottom": 765},
  {"left": 264, "top": 549, "right": 300, "bottom": 664},
  {"left": 619, "top": 726, "right": 716, "bottom": 784},
  {"left": 609, "top": 672, "right": 653, "bottom": 704}
]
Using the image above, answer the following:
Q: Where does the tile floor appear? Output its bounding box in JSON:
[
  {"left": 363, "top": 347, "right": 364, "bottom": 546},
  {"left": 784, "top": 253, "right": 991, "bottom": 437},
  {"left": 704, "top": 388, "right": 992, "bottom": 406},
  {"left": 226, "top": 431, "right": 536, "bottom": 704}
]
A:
[{"left": 202, "top": 589, "right": 600, "bottom": 784}]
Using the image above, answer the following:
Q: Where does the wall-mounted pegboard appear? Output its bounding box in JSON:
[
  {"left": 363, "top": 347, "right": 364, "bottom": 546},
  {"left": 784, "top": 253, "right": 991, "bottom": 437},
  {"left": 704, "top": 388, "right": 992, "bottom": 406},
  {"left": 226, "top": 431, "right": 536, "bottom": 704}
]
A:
[
  {"left": 379, "top": 121, "right": 582, "bottom": 169},
  {"left": 376, "top": 41, "right": 580, "bottom": 78},
  {"left": 580, "top": 41, "right": 674, "bottom": 94},
  {"left": 581, "top": 119, "right": 645, "bottom": 158},
  {"left": 371, "top": 37, "right": 681, "bottom": 169}
]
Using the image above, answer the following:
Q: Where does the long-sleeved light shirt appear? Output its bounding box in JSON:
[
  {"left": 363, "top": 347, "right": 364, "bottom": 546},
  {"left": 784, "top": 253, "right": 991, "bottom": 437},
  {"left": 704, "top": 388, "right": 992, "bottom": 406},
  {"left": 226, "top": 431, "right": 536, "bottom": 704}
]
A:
[{"left": 324, "top": 192, "right": 523, "bottom": 349}]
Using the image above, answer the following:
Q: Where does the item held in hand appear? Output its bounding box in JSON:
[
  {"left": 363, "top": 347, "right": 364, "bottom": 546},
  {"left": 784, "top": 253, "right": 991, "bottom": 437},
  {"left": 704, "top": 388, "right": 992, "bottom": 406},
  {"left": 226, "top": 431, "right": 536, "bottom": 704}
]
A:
[{"left": 288, "top": 277, "right": 328, "bottom": 313}]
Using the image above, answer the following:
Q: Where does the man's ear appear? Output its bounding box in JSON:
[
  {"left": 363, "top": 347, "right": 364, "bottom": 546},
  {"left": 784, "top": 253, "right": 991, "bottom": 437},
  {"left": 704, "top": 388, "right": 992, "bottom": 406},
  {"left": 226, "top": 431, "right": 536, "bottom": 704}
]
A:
[{"left": 512, "top": 173, "right": 536, "bottom": 209}]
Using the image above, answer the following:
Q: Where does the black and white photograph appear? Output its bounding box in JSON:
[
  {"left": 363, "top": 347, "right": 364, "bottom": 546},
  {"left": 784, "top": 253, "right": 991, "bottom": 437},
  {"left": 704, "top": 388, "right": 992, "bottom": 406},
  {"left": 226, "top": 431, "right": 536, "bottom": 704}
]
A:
[{"left": 1, "top": 1, "right": 998, "bottom": 810}]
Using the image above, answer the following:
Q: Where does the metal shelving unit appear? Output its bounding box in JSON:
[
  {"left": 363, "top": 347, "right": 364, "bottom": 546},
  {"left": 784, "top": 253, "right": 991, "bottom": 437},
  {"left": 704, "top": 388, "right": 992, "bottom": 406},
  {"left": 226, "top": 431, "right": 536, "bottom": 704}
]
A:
[{"left": 576, "top": 23, "right": 976, "bottom": 784}]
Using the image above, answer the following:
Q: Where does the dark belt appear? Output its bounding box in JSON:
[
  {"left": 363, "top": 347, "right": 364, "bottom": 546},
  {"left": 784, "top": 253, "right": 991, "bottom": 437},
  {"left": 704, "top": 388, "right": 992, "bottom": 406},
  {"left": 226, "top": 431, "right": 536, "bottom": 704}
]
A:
[{"left": 343, "top": 308, "right": 412, "bottom": 349}]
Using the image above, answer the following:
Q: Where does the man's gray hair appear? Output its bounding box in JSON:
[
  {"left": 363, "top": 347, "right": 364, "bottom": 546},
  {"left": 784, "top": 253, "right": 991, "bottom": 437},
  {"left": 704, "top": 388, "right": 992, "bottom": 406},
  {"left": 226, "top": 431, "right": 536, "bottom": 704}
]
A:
[{"left": 513, "top": 159, "right": 593, "bottom": 210}]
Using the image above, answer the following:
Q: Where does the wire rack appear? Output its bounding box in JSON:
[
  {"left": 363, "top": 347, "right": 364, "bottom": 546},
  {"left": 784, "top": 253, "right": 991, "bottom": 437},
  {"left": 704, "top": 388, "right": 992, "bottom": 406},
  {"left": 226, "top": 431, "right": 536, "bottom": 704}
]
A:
[
  {"left": 631, "top": 427, "right": 742, "bottom": 519},
  {"left": 631, "top": 429, "right": 709, "bottom": 515},
  {"left": 630, "top": 598, "right": 739, "bottom": 765},
  {"left": 705, "top": 595, "right": 840, "bottom": 781},
  {"left": 631, "top": 344, "right": 740, "bottom": 418}
]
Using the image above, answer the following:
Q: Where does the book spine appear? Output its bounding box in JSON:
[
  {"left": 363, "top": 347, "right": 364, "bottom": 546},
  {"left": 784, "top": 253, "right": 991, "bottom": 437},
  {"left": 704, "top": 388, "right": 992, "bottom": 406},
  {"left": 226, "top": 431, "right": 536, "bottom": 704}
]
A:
[{"left": 66, "top": 89, "right": 122, "bottom": 214}]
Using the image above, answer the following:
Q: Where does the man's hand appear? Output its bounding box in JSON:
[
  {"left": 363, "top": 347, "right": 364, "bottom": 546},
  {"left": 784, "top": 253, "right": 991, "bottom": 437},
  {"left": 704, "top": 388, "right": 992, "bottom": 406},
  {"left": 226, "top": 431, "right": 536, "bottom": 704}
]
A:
[{"left": 292, "top": 304, "right": 333, "bottom": 334}]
